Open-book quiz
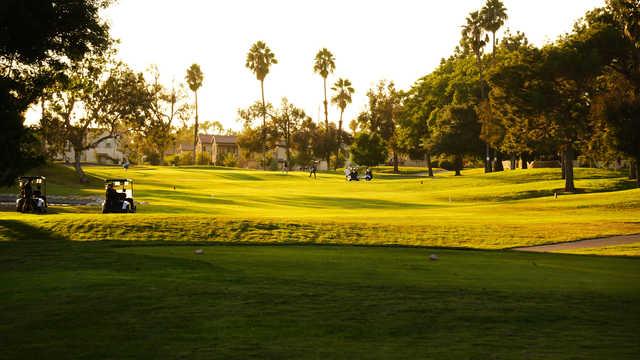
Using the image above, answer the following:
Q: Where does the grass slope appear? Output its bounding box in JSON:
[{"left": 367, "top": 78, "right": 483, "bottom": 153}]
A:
[{"left": 1, "top": 164, "right": 639, "bottom": 249}]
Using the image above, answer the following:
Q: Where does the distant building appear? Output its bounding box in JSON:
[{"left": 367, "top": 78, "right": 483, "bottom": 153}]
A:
[
  {"left": 196, "top": 134, "right": 239, "bottom": 165},
  {"left": 59, "top": 130, "right": 124, "bottom": 165}
]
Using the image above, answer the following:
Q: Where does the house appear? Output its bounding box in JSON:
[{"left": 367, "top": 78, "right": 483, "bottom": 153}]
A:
[
  {"left": 59, "top": 130, "right": 125, "bottom": 165},
  {"left": 195, "top": 134, "right": 239, "bottom": 165}
]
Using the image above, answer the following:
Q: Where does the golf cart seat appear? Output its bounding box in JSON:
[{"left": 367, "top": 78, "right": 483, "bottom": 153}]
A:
[
  {"left": 16, "top": 176, "right": 48, "bottom": 214},
  {"left": 102, "top": 178, "right": 136, "bottom": 213}
]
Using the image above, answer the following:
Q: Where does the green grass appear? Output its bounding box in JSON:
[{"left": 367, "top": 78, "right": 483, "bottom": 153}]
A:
[
  {"left": 558, "top": 242, "right": 640, "bottom": 256},
  {"left": 0, "top": 229, "right": 638, "bottom": 359},
  {"left": 1, "top": 164, "right": 639, "bottom": 249},
  {"left": 2, "top": 165, "right": 639, "bottom": 358}
]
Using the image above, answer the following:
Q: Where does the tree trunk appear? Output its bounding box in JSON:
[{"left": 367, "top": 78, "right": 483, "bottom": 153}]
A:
[
  {"left": 73, "top": 149, "right": 88, "bottom": 183},
  {"left": 261, "top": 80, "right": 267, "bottom": 170},
  {"left": 393, "top": 150, "right": 399, "bottom": 174},
  {"left": 426, "top": 152, "right": 433, "bottom": 177},
  {"left": 636, "top": 159, "right": 640, "bottom": 187},
  {"left": 193, "top": 90, "right": 200, "bottom": 165},
  {"left": 494, "top": 150, "right": 504, "bottom": 171},
  {"left": 336, "top": 109, "right": 344, "bottom": 170},
  {"left": 561, "top": 152, "right": 566, "bottom": 180},
  {"left": 630, "top": 159, "right": 637, "bottom": 180},
  {"left": 323, "top": 77, "right": 331, "bottom": 169},
  {"left": 521, "top": 154, "right": 528, "bottom": 169},
  {"left": 510, "top": 155, "right": 516, "bottom": 170},
  {"left": 564, "top": 145, "right": 576, "bottom": 193},
  {"left": 454, "top": 154, "right": 463, "bottom": 176}
]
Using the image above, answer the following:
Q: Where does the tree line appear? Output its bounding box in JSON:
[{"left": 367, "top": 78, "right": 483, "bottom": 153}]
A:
[{"left": 1, "top": 0, "right": 638, "bottom": 190}]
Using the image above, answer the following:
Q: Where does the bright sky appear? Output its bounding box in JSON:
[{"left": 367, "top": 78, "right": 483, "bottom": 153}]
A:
[{"left": 28, "top": 0, "right": 605, "bottom": 130}]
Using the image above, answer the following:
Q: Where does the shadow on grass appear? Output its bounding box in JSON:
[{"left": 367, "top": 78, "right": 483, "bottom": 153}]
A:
[{"left": 0, "top": 219, "right": 67, "bottom": 242}]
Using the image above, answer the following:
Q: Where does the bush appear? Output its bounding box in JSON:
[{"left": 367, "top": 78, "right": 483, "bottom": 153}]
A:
[{"left": 222, "top": 153, "right": 238, "bottom": 167}]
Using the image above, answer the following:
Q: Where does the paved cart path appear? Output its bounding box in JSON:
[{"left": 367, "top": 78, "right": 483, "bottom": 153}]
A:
[{"left": 513, "top": 234, "right": 640, "bottom": 253}]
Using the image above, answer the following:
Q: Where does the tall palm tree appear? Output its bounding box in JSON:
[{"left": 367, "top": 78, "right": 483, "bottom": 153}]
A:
[
  {"left": 313, "top": 48, "right": 335, "bottom": 168},
  {"left": 461, "top": 11, "right": 491, "bottom": 173},
  {"left": 481, "top": 0, "right": 508, "bottom": 171},
  {"left": 481, "top": 0, "right": 507, "bottom": 59},
  {"left": 185, "top": 63, "right": 204, "bottom": 163},
  {"left": 246, "top": 41, "right": 278, "bottom": 169},
  {"left": 331, "top": 78, "right": 354, "bottom": 166},
  {"left": 313, "top": 48, "right": 336, "bottom": 129}
]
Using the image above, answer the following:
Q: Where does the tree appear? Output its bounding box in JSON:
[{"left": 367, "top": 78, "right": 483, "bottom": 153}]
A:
[
  {"left": 238, "top": 100, "right": 276, "bottom": 168},
  {"left": 314, "top": 48, "right": 336, "bottom": 167},
  {"left": 292, "top": 117, "right": 318, "bottom": 167},
  {"left": 246, "top": 41, "right": 278, "bottom": 170},
  {"left": 428, "top": 104, "right": 484, "bottom": 176},
  {"left": 185, "top": 63, "right": 204, "bottom": 163},
  {"left": 271, "top": 98, "right": 308, "bottom": 166},
  {"left": 43, "top": 56, "right": 149, "bottom": 181},
  {"left": 357, "top": 81, "right": 403, "bottom": 173},
  {"left": 461, "top": 10, "right": 491, "bottom": 173},
  {"left": 0, "top": 0, "right": 112, "bottom": 185},
  {"left": 331, "top": 78, "right": 355, "bottom": 168},
  {"left": 140, "top": 65, "right": 190, "bottom": 164},
  {"left": 480, "top": 0, "right": 508, "bottom": 171},
  {"left": 350, "top": 132, "right": 387, "bottom": 167}
]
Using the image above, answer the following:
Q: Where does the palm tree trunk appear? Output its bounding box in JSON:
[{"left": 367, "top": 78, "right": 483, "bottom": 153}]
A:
[
  {"left": 193, "top": 91, "right": 199, "bottom": 165},
  {"left": 323, "top": 77, "right": 330, "bottom": 169},
  {"left": 336, "top": 108, "right": 344, "bottom": 169},
  {"left": 478, "top": 53, "right": 491, "bottom": 174},
  {"left": 261, "top": 80, "right": 266, "bottom": 170}
]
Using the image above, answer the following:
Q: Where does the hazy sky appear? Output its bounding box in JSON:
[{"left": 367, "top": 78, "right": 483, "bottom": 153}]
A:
[{"left": 29, "top": 0, "right": 605, "bottom": 130}]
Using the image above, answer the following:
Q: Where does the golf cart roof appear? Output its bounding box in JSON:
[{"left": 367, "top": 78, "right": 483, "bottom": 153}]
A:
[
  {"left": 105, "top": 179, "right": 133, "bottom": 183},
  {"left": 19, "top": 176, "right": 46, "bottom": 180}
]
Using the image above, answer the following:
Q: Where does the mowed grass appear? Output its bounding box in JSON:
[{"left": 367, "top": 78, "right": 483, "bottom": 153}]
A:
[
  {"left": 1, "top": 166, "right": 639, "bottom": 358},
  {"left": 0, "top": 230, "right": 638, "bottom": 359},
  {"left": 1, "top": 164, "right": 639, "bottom": 249}
]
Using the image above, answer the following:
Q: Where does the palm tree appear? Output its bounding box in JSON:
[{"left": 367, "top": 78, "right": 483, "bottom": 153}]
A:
[
  {"left": 313, "top": 48, "right": 336, "bottom": 168},
  {"left": 245, "top": 41, "right": 278, "bottom": 170},
  {"left": 313, "top": 48, "right": 336, "bottom": 129},
  {"left": 461, "top": 11, "right": 491, "bottom": 173},
  {"left": 185, "top": 63, "right": 204, "bottom": 163},
  {"left": 331, "top": 78, "right": 354, "bottom": 167},
  {"left": 481, "top": 0, "right": 508, "bottom": 171}
]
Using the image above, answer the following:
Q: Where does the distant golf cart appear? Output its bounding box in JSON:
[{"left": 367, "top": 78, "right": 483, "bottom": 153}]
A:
[
  {"left": 16, "top": 176, "right": 48, "bottom": 213},
  {"left": 102, "top": 179, "right": 136, "bottom": 213}
]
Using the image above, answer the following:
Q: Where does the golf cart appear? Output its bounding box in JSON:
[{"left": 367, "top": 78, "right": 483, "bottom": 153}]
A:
[
  {"left": 102, "top": 179, "right": 136, "bottom": 213},
  {"left": 16, "top": 176, "right": 48, "bottom": 213}
]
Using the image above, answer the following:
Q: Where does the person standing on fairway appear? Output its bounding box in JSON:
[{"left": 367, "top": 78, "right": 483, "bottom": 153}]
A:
[{"left": 309, "top": 162, "right": 317, "bottom": 179}]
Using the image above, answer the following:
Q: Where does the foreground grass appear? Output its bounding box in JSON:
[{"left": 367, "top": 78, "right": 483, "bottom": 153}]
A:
[
  {"left": 0, "top": 231, "right": 638, "bottom": 359},
  {"left": 1, "top": 164, "right": 639, "bottom": 250}
]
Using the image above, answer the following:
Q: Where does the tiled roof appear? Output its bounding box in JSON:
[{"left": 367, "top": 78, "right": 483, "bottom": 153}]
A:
[
  {"left": 198, "top": 134, "right": 215, "bottom": 144},
  {"left": 214, "top": 135, "right": 237, "bottom": 145}
]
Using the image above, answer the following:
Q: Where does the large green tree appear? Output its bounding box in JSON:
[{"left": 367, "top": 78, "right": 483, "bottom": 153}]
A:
[
  {"left": 357, "top": 81, "right": 403, "bottom": 173},
  {"left": 185, "top": 63, "right": 204, "bottom": 163},
  {"left": 42, "top": 56, "right": 149, "bottom": 181},
  {"left": 0, "top": 0, "right": 112, "bottom": 185},
  {"left": 246, "top": 41, "right": 278, "bottom": 170}
]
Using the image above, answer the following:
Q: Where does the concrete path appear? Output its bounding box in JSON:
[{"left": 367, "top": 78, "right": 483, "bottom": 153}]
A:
[{"left": 513, "top": 234, "right": 640, "bottom": 253}]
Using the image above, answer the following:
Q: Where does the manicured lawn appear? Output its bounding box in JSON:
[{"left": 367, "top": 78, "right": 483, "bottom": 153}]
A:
[
  {"left": 1, "top": 165, "right": 639, "bottom": 358},
  {"left": 1, "top": 164, "right": 639, "bottom": 249},
  {"left": 0, "top": 233, "right": 638, "bottom": 359}
]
